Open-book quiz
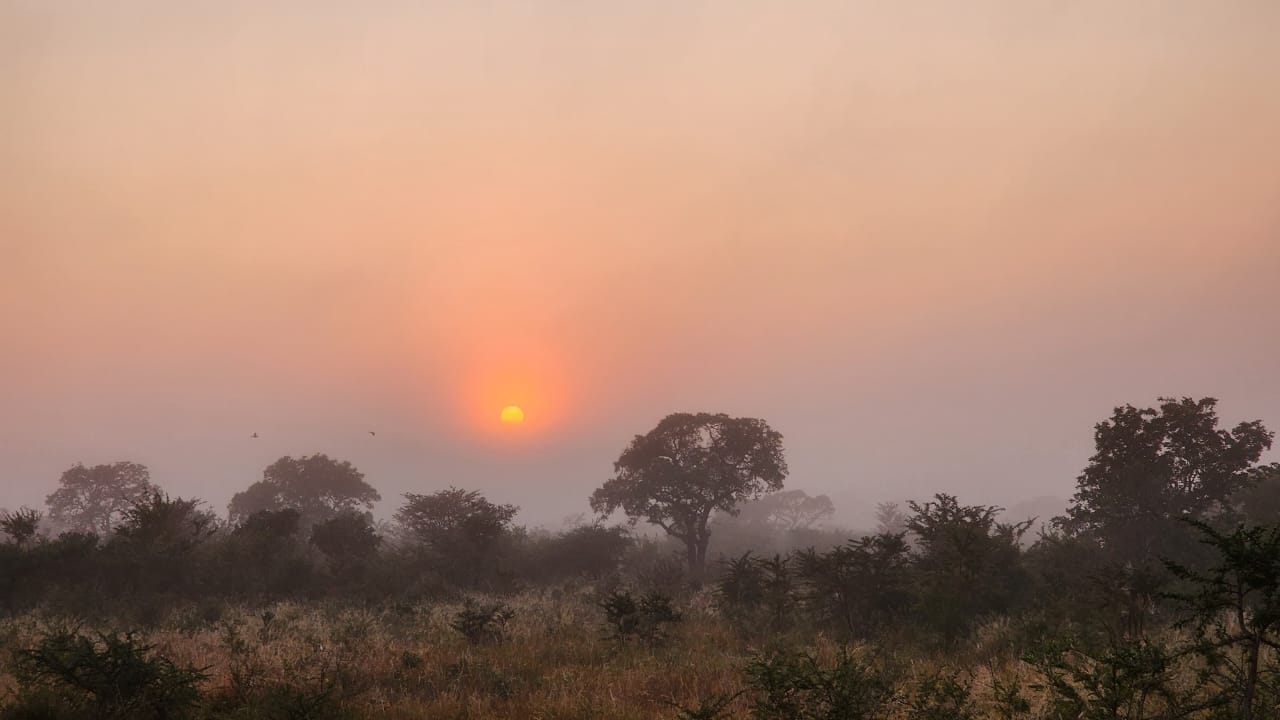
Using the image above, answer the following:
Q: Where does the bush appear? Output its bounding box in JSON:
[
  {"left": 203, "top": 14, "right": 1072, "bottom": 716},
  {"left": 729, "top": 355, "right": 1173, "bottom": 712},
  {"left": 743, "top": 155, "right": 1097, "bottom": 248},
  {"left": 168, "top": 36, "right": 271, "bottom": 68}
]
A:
[
  {"left": 716, "top": 553, "right": 796, "bottom": 633},
  {"left": 906, "top": 672, "right": 978, "bottom": 720},
  {"left": 9, "top": 628, "right": 206, "bottom": 720},
  {"left": 599, "top": 590, "right": 682, "bottom": 644},
  {"left": 744, "top": 647, "right": 897, "bottom": 720},
  {"left": 449, "top": 599, "right": 515, "bottom": 644}
]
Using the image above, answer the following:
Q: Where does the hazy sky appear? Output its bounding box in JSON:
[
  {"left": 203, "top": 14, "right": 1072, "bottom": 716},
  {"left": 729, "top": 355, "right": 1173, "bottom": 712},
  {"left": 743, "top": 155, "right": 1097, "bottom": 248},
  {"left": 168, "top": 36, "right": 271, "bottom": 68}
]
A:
[{"left": 3, "top": 1, "right": 1279, "bottom": 527}]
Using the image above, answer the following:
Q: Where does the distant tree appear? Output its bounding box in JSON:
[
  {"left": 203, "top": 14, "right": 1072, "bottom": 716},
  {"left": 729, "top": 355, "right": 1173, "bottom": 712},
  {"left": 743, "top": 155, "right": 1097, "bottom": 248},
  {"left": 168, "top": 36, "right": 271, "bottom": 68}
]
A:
[
  {"left": 532, "top": 524, "right": 633, "bottom": 580},
  {"left": 233, "top": 508, "right": 302, "bottom": 540},
  {"left": 46, "top": 462, "right": 157, "bottom": 536},
  {"left": 113, "top": 492, "right": 216, "bottom": 552},
  {"left": 310, "top": 511, "right": 381, "bottom": 576},
  {"left": 908, "top": 494, "right": 1032, "bottom": 641},
  {"left": 395, "top": 488, "right": 518, "bottom": 586},
  {"left": 740, "top": 490, "right": 835, "bottom": 531},
  {"left": 228, "top": 455, "right": 380, "bottom": 526},
  {"left": 1058, "top": 397, "right": 1272, "bottom": 565},
  {"left": 0, "top": 507, "right": 42, "bottom": 547},
  {"left": 590, "top": 412, "right": 787, "bottom": 577},
  {"left": 874, "top": 501, "right": 909, "bottom": 535}
]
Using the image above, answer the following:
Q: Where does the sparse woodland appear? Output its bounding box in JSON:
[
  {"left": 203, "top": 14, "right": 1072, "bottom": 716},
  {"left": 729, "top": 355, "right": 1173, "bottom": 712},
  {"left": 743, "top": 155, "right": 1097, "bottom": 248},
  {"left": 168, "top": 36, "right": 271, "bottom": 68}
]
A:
[{"left": 2, "top": 398, "right": 1279, "bottom": 719}]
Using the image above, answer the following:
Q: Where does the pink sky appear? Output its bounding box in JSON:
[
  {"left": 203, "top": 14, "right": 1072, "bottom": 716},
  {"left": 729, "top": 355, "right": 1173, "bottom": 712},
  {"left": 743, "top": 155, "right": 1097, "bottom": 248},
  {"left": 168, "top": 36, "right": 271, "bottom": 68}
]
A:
[{"left": 3, "top": 1, "right": 1278, "bottom": 526}]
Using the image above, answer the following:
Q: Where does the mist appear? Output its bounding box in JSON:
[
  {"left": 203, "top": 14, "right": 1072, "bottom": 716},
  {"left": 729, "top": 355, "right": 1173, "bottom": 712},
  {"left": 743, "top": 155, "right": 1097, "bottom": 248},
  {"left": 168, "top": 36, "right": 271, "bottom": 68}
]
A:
[{"left": 3, "top": 1, "right": 1278, "bottom": 527}]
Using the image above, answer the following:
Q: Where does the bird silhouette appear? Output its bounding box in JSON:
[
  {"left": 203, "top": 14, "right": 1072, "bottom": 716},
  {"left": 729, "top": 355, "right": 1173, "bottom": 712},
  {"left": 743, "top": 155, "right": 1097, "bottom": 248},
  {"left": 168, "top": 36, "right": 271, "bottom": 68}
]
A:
[
  {"left": 250, "top": 432, "right": 259, "bottom": 439},
  {"left": 368, "top": 431, "right": 376, "bottom": 437}
]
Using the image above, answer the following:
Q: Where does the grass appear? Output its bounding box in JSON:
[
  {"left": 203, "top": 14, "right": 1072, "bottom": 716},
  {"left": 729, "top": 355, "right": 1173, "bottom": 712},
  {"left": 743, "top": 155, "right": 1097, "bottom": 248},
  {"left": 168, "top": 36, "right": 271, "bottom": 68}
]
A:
[{"left": 0, "top": 587, "right": 1088, "bottom": 719}]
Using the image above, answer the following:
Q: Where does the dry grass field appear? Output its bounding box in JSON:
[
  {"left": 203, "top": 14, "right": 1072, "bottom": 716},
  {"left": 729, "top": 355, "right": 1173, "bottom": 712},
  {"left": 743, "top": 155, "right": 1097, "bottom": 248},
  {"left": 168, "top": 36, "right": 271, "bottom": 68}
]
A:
[{"left": 0, "top": 587, "right": 1060, "bottom": 720}]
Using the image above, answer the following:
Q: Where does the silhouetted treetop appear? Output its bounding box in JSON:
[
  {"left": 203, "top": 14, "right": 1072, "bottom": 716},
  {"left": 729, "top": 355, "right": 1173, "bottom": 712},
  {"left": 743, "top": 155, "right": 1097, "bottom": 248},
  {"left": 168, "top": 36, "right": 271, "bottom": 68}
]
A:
[
  {"left": 228, "top": 455, "right": 380, "bottom": 527},
  {"left": 590, "top": 412, "right": 787, "bottom": 576},
  {"left": 46, "top": 462, "right": 157, "bottom": 536},
  {"left": 1058, "top": 397, "right": 1272, "bottom": 561}
]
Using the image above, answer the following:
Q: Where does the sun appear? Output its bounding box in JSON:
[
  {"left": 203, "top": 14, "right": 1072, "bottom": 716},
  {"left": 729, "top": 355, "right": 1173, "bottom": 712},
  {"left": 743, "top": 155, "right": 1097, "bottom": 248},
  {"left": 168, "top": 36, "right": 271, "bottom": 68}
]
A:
[{"left": 500, "top": 405, "right": 525, "bottom": 425}]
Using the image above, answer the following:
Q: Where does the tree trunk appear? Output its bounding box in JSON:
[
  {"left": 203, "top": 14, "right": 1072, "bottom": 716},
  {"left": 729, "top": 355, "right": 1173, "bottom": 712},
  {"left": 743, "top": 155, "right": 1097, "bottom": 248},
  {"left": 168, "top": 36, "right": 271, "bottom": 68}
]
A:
[
  {"left": 1241, "top": 638, "right": 1259, "bottom": 720},
  {"left": 685, "top": 538, "right": 700, "bottom": 579}
]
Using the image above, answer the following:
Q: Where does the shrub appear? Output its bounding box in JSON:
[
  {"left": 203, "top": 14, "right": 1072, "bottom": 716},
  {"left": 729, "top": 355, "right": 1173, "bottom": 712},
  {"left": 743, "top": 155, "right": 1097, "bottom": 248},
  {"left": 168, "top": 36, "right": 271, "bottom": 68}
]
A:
[
  {"left": 449, "top": 599, "right": 515, "bottom": 644},
  {"left": 744, "top": 647, "right": 897, "bottom": 720},
  {"left": 906, "top": 672, "right": 978, "bottom": 720},
  {"left": 1030, "top": 636, "right": 1207, "bottom": 720},
  {"left": 600, "top": 590, "right": 682, "bottom": 644},
  {"left": 10, "top": 628, "right": 206, "bottom": 720},
  {"left": 716, "top": 553, "right": 796, "bottom": 633}
]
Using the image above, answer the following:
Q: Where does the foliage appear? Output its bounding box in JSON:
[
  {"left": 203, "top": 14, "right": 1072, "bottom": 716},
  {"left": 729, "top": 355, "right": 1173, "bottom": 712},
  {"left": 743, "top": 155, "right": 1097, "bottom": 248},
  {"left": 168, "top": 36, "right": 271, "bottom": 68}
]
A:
[
  {"left": 395, "top": 488, "right": 518, "bottom": 588},
  {"left": 591, "top": 412, "right": 788, "bottom": 577},
  {"left": 795, "top": 533, "right": 912, "bottom": 639},
  {"left": 1234, "top": 463, "right": 1280, "bottom": 526},
  {"left": 736, "top": 491, "right": 834, "bottom": 532},
  {"left": 874, "top": 502, "right": 909, "bottom": 535},
  {"left": 0, "top": 508, "right": 42, "bottom": 547},
  {"left": 599, "top": 590, "right": 682, "bottom": 644},
  {"left": 449, "top": 599, "right": 515, "bottom": 644},
  {"left": 715, "top": 553, "right": 797, "bottom": 633},
  {"left": 1165, "top": 519, "right": 1280, "bottom": 720},
  {"left": 309, "top": 512, "right": 380, "bottom": 577},
  {"left": 10, "top": 628, "right": 206, "bottom": 720},
  {"left": 905, "top": 671, "right": 978, "bottom": 720},
  {"left": 526, "top": 523, "right": 633, "bottom": 580},
  {"left": 228, "top": 455, "right": 380, "bottom": 527},
  {"left": 1058, "top": 397, "right": 1272, "bottom": 566},
  {"left": 1030, "top": 636, "right": 1209, "bottom": 720},
  {"left": 907, "top": 494, "right": 1031, "bottom": 642},
  {"left": 744, "top": 647, "right": 897, "bottom": 720},
  {"left": 45, "top": 462, "right": 156, "bottom": 536}
]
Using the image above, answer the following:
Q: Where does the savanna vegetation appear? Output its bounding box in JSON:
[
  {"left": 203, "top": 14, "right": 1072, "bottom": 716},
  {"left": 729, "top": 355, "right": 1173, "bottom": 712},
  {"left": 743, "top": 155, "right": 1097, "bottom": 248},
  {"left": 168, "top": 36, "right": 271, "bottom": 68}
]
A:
[{"left": 2, "top": 400, "right": 1279, "bottom": 719}]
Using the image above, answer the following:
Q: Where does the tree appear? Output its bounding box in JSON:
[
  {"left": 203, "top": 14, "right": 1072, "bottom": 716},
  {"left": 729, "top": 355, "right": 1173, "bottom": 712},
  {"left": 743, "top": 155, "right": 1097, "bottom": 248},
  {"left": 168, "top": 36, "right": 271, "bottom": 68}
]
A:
[
  {"left": 907, "top": 494, "right": 1032, "bottom": 641},
  {"left": 228, "top": 455, "right": 380, "bottom": 527},
  {"left": 874, "top": 502, "right": 909, "bottom": 535},
  {"left": 309, "top": 511, "right": 381, "bottom": 576},
  {"left": 0, "top": 507, "right": 42, "bottom": 547},
  {"left": 1058, "top": 397, "right": 1272, "bottom": 564},
  {"left": 590, "top": 412, "right": 787, "bottom": 577},
  {"left": 1166, "top": 520, "right": 1280, "bottom": 720},
  {"left": 395, "top": 488, "right": 518, "bottom": 586},
  {"left": 113, "top": 492, "right": 216, "bottom": 551},
  {"left": 1233, "top": 463, "right": 1280, "bottom": 526},
  {"left": 740, "top": 490, "right": 835, "bottom": 532},
  {"left": 46, "top": 462, "right": 157, "bottom": 536}
]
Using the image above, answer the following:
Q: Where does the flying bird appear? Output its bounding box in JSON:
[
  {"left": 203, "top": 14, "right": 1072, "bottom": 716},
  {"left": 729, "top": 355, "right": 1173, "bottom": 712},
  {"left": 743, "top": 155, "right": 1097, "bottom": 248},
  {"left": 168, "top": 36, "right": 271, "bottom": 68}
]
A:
[
  {"left": 368, "top": 431, "right": 376, "bottom": 437},
  {"left": 250, "top": 432, "right": 259, "bottom": 439}
]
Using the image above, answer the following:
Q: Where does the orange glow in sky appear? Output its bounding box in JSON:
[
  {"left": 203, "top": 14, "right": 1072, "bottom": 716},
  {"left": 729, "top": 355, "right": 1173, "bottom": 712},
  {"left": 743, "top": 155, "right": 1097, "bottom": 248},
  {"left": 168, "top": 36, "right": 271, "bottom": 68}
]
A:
[{"left": 1, "top": 1, "right": 1278, "bottom": 524}]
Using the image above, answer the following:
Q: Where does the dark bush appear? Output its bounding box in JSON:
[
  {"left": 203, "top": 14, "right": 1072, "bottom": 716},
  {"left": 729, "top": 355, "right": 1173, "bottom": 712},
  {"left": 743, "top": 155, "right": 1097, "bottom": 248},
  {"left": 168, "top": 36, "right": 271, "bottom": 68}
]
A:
[
  {"left": 449, "top": 599, "right": 515, "bottom": 644},
  {"left": 10, "top": 628, "right": 206, "bottom": 720},
  {"left": 599, "top": 590, "right": 681, "bottom": 644},
  {"left": 744, "top": 647, "right": 897, "bottom": 720}
]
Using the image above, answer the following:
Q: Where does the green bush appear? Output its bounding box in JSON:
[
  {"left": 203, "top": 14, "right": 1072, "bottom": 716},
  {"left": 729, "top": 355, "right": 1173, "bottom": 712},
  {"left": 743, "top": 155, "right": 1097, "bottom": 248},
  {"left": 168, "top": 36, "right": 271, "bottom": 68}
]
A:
[
  {"left": 599, "top": 590, "right": 681, "bottom": 644},
  {"left": 744, "top": 647, "right": 897, "bottom": 720},
  {"left": 449, "top": 599, "right": 515, "bottom": 644},
  {"left": 9, "top": 628, "right": 206, "bottom": 720}
]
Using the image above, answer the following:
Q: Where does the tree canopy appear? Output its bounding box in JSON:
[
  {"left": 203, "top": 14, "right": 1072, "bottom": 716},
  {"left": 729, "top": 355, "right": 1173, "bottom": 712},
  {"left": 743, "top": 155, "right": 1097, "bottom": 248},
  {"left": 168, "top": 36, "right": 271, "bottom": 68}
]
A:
[
  {"left": 228, "top": 455, "right": 380, "bottom": 527},
  {"left": 1058, "top": 397, "right": 1272, "bottom": 564},
  {"left": 590, "top": 412, "right": 787, "bottom": 576},
  {"left": 46, "top": 462, "right": 157, "bottom": 536}
]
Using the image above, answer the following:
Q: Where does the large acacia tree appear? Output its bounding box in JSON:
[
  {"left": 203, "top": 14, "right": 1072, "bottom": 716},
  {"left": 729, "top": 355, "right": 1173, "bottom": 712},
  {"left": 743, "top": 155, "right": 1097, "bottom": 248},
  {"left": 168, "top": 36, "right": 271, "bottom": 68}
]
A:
[{"left": 590, "top": 412, "right": 787, "bottom": 577}]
